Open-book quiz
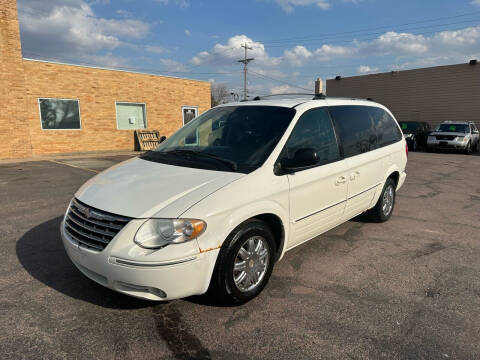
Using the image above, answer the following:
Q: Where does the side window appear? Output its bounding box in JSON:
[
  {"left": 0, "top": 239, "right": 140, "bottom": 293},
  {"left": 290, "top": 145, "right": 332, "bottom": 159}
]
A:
[
  {"left": 283, "top": 108, "right": 340, "bottom": 166},
  {"left": 368, "top": 107, "right": 403, "bottom": 148},
  {"left": 328, "top": 106, "right": 377, "bottom": 157}
]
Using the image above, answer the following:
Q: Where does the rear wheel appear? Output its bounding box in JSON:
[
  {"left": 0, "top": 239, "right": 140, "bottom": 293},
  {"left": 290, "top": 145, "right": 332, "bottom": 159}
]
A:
[
  {"left": 208, "top": 219, "right": 275, "bottom": 304},
  {"left": 367, "top": 178, "right": 396, "bottom": 223}
]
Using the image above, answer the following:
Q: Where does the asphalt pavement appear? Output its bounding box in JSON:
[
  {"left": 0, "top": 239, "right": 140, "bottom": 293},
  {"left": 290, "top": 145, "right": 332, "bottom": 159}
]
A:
[{"left": 1, "top": 151, "right": 479, "bottom": 359}]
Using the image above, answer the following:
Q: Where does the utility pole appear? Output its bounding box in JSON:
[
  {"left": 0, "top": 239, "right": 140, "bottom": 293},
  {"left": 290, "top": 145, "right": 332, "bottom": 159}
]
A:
[{"left": 238, "top": 43, "right": 254, "bottom": 101}]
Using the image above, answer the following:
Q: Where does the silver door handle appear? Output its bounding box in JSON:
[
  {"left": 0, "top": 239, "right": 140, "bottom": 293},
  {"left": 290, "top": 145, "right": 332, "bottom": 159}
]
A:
[{"left": 335, "top": 176, "right": 347, "bottom": 185}]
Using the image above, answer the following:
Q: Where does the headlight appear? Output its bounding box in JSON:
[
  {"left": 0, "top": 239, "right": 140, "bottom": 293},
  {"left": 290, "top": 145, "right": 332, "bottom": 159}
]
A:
[
  {"left": 134, "top": 218, "right": 206, "bottom": 249},
  {"left": 404, "top": 134, "right": 413, "bottom": 138},
  {"left": 456, "top": 136, "right": 466, "bottom": 142},
  {"left": 427, "top": 136, "right": 435, "bottom": 141}
]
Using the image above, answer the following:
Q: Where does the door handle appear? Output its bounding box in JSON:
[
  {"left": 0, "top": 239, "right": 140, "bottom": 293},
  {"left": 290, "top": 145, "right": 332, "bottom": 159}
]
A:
[
  {"left": 350, "top": 171, "right": 360, "bottom": 181},
  {"left": 335, "top": 176, "right": 347, "bottom": 185}
]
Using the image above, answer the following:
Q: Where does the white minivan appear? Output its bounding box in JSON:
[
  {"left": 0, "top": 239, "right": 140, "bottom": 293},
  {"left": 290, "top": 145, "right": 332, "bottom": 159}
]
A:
[{"left": 61, "top": 97, "right": 407, "bottom": 304}]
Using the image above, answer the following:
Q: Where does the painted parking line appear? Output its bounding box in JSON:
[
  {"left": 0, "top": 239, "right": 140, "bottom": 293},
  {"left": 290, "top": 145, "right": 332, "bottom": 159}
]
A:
[{"left": 48, "top": 159, "right": 100, "bottom": 174}]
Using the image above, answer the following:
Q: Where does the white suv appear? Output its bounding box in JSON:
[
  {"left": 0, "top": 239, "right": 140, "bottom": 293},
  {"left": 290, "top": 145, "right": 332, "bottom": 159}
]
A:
[{"left": 61, "top": 97, "right": 407, "bottom": 304}]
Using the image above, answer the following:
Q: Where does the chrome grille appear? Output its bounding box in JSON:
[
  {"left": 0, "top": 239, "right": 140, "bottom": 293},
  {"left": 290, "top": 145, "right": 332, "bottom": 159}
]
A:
[
  {"left": 64, "top": 199, "right": 131, "bottom": 251},
  {"left": 436, "top": 135, "right": 455, "bottom": 141}
]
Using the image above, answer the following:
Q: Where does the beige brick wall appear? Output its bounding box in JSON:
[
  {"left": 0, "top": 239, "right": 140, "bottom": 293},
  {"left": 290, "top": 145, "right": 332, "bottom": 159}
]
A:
[
  {"left": 326, "top": 63, "right": 480, "bottom": 129},
  {"left": 0, "top": 0, "right": 211, "bottom": 159},
  {"left": 0, "top": 0, "right": 32, "bottom": 159},
  {"left": 23, "top": 60, "right": 211, "bottom": 156}
]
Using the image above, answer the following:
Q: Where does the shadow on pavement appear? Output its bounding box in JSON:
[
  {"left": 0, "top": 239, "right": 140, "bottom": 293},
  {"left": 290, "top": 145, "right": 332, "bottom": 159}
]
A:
[{"left": 16, "top": 216, "right": 154, "bottom": 310}]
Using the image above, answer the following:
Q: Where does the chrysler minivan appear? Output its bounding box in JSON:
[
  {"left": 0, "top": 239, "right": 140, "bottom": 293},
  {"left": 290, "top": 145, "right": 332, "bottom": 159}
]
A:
[{"left": 61, "top": 97, "right": 407, "bottom": 304}]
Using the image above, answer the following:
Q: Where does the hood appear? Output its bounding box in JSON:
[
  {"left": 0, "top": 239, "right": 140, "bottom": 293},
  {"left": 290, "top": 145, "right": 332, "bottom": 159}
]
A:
[
  {"left": 430, "top": 131, "right": 468, "bottom": 137},
  {"left": 75, "top": 157, "right": 244, "bottom": 218}
]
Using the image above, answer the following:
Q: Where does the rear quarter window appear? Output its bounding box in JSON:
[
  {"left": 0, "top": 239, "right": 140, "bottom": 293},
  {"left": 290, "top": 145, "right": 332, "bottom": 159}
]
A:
[
  {"left": 367, "top": 107, "right": 403, "bottom": 147},
  {"left": 328, "top": 105, "right": 377, "bottom": 158}
]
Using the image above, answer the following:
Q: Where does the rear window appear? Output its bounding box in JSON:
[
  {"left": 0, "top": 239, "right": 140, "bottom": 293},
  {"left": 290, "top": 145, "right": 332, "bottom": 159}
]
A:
[{"left": 328, "top": 106, "right": 377, "bottom": 158}]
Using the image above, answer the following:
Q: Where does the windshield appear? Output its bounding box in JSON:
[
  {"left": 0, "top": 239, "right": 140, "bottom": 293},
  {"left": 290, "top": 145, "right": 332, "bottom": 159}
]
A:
[
  {"left": 399, "top": 122, "right": 418, "bottom": 131},
  {"left": 437, "top": 123, "right": 469, "bottom": 133},
  {"left": 141, "top": 105, "right": 296, "bottom": 173}
]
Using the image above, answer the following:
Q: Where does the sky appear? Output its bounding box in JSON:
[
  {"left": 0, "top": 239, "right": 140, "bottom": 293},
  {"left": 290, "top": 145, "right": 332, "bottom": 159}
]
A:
[{"left": 16, "top": 0, "right": 480, "bottom": 98}]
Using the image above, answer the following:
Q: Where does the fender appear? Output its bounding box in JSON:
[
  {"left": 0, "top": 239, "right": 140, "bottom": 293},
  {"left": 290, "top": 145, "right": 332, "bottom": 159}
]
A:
[
  {"left": 194, "top": 199, "right": 290, "bottom": 258},
  {"left": 370, "top": 163, "right": 401, "bottom": 207},
  {"left": 187, "top": 200, "right": 290, "bottom": 295}
]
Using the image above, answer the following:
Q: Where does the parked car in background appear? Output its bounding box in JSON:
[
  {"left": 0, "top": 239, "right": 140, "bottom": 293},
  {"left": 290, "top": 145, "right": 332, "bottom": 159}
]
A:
[
  {"left": 398, "top": 121, "right": 431, "bottom": 151},
  {"left": 61, "top": 97, "right": 407, "bottom": 304},
  {"left": 427, "top": 121, "right": 479, "bottom": 154}
]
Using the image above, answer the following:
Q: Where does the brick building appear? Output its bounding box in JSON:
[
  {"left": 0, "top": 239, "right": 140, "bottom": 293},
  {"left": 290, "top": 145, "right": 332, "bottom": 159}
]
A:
[
  {"left": 0, "top": 0, "right": 211, "bottom": 160},
  {"left": 326, "top": 62, "right": 480, "bottom": 129}
]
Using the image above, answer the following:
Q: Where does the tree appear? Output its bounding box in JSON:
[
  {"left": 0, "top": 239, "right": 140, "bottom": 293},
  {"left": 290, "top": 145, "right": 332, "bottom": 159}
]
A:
[{"left": 211, "top": 83, "right": 230, "bottom": 107}]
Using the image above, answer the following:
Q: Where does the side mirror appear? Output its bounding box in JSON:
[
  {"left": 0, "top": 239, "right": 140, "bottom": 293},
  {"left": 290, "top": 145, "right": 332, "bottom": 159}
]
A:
[
  {"left": 280, "top": 148, "right": 319, "bottom": 173},
  {"left": 474, "top": 130, "right": 479, "bottom": 134}
]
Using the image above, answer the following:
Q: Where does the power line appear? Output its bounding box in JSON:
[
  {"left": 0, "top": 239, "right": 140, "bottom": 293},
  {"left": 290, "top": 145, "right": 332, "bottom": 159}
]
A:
[
  {"left": 249, "top": 71, "right": 312, "bottom": 92},
  {"left": 263, "top": 19, "right": 480, "bottom": 48},
  {"left": 257, "top": 10, "right": 480, "bottom": 44}
]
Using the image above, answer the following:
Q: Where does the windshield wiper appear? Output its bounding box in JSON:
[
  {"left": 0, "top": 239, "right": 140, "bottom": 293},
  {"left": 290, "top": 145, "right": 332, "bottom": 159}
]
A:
[{"left": 165, "top": 149, "right": 238, "bottom": 171}]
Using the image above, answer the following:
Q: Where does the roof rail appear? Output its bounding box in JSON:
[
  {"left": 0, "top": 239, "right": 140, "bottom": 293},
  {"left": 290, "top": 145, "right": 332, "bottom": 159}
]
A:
[{"left": 252, "top": 93, "right": 326, "bottom": 101}]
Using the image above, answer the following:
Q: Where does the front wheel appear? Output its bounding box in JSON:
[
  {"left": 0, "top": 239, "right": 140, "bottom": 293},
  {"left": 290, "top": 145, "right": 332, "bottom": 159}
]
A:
[
  {"left": 464, "top": 141, "right": 472, "bottom": 155},
  {"left": 367, "top": 178, "right": 396, "bottom": 223},
  {"left": 208, "top": 219, "right": 276, "bottom": 304},
  {"left": 410, "top": 137, "right": 418, "bottom": 152}
]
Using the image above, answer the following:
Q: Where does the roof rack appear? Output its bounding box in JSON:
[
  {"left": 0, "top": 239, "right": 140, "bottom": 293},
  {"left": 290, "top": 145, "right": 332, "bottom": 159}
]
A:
[{"left": 252, "top": 93, "right": 326, "bottom": 101}]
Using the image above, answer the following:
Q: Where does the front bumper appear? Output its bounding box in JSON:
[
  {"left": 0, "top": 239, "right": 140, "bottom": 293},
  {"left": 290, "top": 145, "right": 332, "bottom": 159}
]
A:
[
  {"left": 427, "top": 138, "right": 468, "bottom": 150},
  {"left": 61, "top": 221, "right": 219, "bottom": 301}
]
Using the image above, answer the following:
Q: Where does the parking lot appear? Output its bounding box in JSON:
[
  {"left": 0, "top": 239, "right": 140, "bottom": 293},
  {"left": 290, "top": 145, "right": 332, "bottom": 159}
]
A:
[{"left": 1, "top": 151, "right": 480, "bottom": 359}]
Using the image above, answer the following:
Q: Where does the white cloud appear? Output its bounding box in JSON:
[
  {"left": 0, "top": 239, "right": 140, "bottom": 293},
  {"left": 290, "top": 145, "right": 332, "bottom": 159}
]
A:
[
  {"left": 357, "top": 65, "right": 379, "bottom": 74},
  {"left": 283, "top": 45, "right": 312, "bottom": 66},
  {"left": 471, "top": 0, "right": 480, "bottom": 6},
  {"left": 358, "top": 32, "right": 428, "bottom": 56},
  {"left": 159, "top": 58, "right": 187, "bottom": 72},
  {"left": 270, "top": 0, "right": 362, "bottom": 13},
  {"left": 18, "top": 0, "right": 149, "bottom": 60},
  {"left": 184, "top": 29, "right": 191, "bottom": 36},
  {"left": 274, "top": 0, "right": 330, "bottom": 13},
  {"left": 155, "top": 0, "right": 190, "bottom": 8},
  {"left": 270, "top": 84, "right": 292, "bottom": 94},
  {"left": 144, "top": 45, "right": 166, "bottom": 54},
  {"left": 279, "top": 26, "right": 480, "bottom": 64},
  {"left": 190, "top": 34, "right": 281, "bottom": 67},
  {"left": 314, "top": 44, "right": 357, "bottom": 60}
]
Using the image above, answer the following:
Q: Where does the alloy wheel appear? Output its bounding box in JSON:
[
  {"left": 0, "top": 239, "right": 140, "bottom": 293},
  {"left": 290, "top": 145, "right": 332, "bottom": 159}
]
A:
[
  {"left": 233, "top": 236, "right": 270, "bottom": 292},
  {"left": 382, "top": 185, "right": 395, "bottom": 217}
]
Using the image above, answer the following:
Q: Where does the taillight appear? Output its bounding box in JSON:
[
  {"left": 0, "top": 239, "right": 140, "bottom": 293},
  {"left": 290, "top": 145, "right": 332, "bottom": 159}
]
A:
[{"left": 406, "top": 143, "right": 408, "bottom": 158}]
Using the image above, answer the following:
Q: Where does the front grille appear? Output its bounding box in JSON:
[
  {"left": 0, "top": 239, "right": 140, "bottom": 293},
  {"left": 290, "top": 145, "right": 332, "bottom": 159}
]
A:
[
  {"left": 64, "top": 198, "right": 131, "bottom": 251},
  {"left": 436, "top": 135, "right": 455, "bottom": 141}
]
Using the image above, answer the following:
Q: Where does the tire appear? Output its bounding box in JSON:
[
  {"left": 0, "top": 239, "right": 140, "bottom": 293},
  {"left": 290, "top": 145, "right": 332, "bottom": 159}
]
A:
[
  {"left": 472, "top": 142, "right": 478, "bottom": 153},
  {"left": 410, "top": 137, "right": 417, "bottom": 152},
  {"left": 464, "top": 141, "right": 472, "bottom": 155},
  {"left": 367, "top": 178, "right": 396, "bottom": 223},
  {"left": 208, "top": 219, "right": 276, "bottom": 305}
]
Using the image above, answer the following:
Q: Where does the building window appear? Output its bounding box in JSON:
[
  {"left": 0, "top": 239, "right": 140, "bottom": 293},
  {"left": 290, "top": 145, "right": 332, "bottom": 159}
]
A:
[
  {"left": 116, "top": 102, "right": 147, "bottom": 130},
  {"left": 39, "top": 98, "right": 81, "bottom": 130},
  {"left": 182, "top": 106, "right": 199, "bottom": 145},
  {"left": 182, "top": 106, "right": 198, "bottom": 125}
]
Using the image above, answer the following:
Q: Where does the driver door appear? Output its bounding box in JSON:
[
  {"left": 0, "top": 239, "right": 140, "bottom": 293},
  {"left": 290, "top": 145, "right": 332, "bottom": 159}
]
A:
[{"left": 282, "top": 108, "right": 348, "bottom": 249}]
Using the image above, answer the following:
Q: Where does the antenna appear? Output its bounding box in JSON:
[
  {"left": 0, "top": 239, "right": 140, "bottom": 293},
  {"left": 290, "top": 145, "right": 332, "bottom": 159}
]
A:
[{"left": 238, "top": 43, "right": 254, "bottom": 101}]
